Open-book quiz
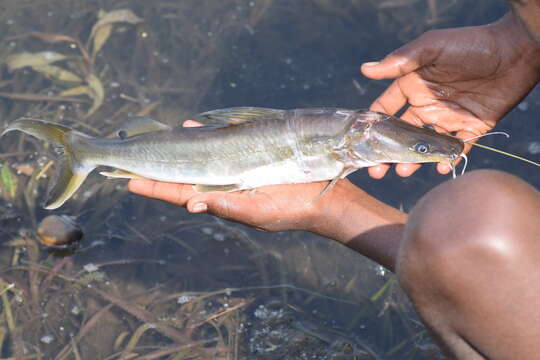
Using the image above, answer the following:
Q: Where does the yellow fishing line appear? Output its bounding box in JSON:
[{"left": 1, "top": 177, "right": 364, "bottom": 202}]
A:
[{"left": 467, "top": 142, "right": 540, "bottom": 167}]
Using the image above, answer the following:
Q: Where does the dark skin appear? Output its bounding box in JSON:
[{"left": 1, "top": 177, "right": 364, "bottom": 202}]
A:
[
  {"left": 398, "top": 169, "right": 540, "bottom": 359},
  {"left": 129, "top": 5, "right": 540, "bottom": 359},
  {"left": 365, "top": 10, "right": 540, "bottom": 178}
]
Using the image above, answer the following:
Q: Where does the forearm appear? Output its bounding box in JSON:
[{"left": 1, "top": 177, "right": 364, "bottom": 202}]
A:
[
  {"left": 308, "top": 181, "right": 407, "bottom": 272},
  {"left": 507, "top": 0, "right": 540, "bottom": 45}
]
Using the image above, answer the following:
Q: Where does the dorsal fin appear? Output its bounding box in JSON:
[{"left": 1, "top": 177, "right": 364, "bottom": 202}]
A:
[
  {"left": 198, "top": 107, "right": 287, "bottom": 125},
  {"left": 106, "top": 116, "right": 172, "bottom": 139}
]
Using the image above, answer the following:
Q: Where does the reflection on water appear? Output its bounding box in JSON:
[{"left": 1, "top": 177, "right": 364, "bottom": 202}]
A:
[{"left": 0, "top": 0, "right": 536, "bottom": 358}]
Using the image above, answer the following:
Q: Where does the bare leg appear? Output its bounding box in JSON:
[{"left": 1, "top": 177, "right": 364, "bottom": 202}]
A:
[{"left": 397, "top": 170, "right": 540, "bottom": 359}]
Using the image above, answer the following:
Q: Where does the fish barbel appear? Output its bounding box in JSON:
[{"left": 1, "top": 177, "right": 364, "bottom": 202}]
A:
[{"left": 2, "top": 107, "right": 463, "bottom": 209}]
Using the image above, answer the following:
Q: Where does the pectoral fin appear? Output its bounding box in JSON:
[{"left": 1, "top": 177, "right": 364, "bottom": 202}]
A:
[
  {"left": 308, "top": 167, "right": 352, "bottom": 205},
  {"left": 198, "top": 107, "right": 286, "bottom": 125},
  {"left": 99, "top": 169, "right": 142, "bottom": 179},
  {"left": 193, "top": 184, "right": 242, "bottom": 193}
]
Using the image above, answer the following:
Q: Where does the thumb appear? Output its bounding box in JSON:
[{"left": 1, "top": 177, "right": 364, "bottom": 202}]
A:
[{"left": 360, "top": 33, "right": 438, "bottom": 80}]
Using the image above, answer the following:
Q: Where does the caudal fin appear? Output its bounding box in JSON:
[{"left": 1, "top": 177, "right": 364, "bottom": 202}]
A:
[{"left": 2, "top": 119, "right": 94, "bottom": 209}]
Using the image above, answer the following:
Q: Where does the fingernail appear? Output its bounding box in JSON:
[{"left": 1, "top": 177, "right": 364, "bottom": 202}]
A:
[
  {"left": 363, "top": 61, "right": 380, "bottom": 67},
  {"left": 192, "top": 202, "right": 207, "bottom": 212}
]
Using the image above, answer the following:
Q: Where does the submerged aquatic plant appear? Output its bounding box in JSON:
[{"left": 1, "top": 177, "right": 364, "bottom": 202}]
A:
[{"left": 3, "top": 9, "right": 142, "bottom": 117}]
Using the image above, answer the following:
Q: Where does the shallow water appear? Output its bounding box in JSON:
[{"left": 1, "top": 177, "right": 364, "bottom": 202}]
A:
[{"left": 0, "top": 0, "right": 537, "bottom": 359}]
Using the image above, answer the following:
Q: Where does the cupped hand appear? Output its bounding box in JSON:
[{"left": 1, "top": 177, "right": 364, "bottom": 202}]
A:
[
  {"left": 362, "top": 12, "right": 540, "bottom": 178},
  {"left": 128, "top": 177, "right": 340, "bottom": 232},
  {"left": 128, "top": 120, "right": 350, "bottom": 233}
]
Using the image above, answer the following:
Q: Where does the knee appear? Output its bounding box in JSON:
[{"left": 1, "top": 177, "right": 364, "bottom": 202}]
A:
[{"left": 397, "top": 170, "right": 540, "bottom": 290}]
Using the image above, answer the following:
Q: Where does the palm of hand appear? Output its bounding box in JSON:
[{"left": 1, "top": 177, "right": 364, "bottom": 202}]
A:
[
  {"left": 399, "top": 27, "right": 534, "bottom": 134},
  {"left": 187, "top": 181, "right": 330, "bottom": 232},
  {"left": 128, "top": 176, "right": 342, "bottom": 233},
  {"left": 363, "top": 15, "right": 540, "bottom": 177}
]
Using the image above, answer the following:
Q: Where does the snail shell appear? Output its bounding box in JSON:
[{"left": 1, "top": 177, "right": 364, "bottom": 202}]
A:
[{"left": 37, "top": 215, "right": 83, "bottom": 248}]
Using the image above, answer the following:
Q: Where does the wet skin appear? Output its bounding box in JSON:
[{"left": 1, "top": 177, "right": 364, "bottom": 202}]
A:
[
  {"left": 362, "top": 10, "right": 540, "bottom": 179},
  {"left": 129, "top": 3, "right": 540, "bottom": 359},
  {"left": 399, "top": 170, "right": 540, "bottom": 359}
]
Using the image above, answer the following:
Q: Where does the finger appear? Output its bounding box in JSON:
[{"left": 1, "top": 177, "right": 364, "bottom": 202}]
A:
[
  {"left": 360, "top": 31, "right": 441, "bottom": 80},
  {"left": 437, "top": 162, "right": 453, "bottom": 175},
  {"left": 128, "top": 179, "right": 195, "bottom": 206},
  {"left": 407, "top": 102, "right": 493, "bottom": 135},
  {"left": 395, "top": 163, "right": 422, "bottom": 177},
  {"left": 369, "top": 79, "right": 408, "bottom": 115},
  {"left": 183, "top": 120, "right": 203, "bottom": 127},
  {"left": 361, "top": 52, "right": 418, "bottom": 80},
  {"left": 368, "top": 164, "right": 391, "bottom": 179},
  {"left": 128, "top": 178, "right": 157, "bottom": 196},
  {"left": 361, "top": 57, "right": 414, "bottom": 80}
]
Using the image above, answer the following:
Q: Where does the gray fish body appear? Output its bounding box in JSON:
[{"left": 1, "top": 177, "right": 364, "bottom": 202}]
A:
[
  {"left": 2, "top": 108, "right": 463, "bottom": 209},
  {"left": 75, "top": 109, "right": 361, "bottom": 187}
]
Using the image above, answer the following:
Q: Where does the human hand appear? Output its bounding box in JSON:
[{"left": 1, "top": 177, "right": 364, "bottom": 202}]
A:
[
  {"left": 361, "top": 12, "right": 540, "bottom": 178},
  {"left": 129, "top": 162, "right": 407, "bottom": 270},
  {"left": 128, "top": 120, "right": 349, "bottom": 233}
]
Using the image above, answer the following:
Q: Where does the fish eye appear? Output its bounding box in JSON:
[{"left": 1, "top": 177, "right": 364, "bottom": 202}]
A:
[
  {"left": 414, "top": 142, "right": 430, "bottom": 154},
  {"left": 117, "top": 130, "right": 128, "bottom": 140}
]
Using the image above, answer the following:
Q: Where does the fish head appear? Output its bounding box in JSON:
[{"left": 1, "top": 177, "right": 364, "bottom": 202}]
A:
[{"left": 345, "top": 112, "right": 464, "bottom": 167}]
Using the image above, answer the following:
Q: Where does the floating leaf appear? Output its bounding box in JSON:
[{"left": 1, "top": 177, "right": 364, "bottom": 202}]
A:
[
  {"left": 32, "top": 64, "right": 82, "bottom": 83},
  {"left": 28, "top": 32, "right": 78, "bottom": 44},
  {"left": 26, "top": 32, "right": 91, "bottom": 64},
  {"left": 58, "top": 85, "right": 94, "bottom": 97},
  {"left": 5, "top": 51, "right": 66, "bottom": 71},
  {"left": 58, "top": 76, "right": 104, "bottom": 116},
  {"left": 0, "top": 91, "right": 86, "bottom": 103},
  {"left": 89, "top": 9, "right": 143, "bottom": 44},
  {"left": 92, "top": 23, "right": 113, "bottom": 57},
  {"left": 85, "top": 73, "right": 105, "bottom": 116},
  {"left": 1, "top": 163, "right": 18, "bottom": 199}
]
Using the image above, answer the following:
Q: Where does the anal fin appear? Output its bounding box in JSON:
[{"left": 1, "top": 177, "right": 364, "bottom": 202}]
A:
[
  {"left": 193, "top": 184, "right": 242, "bottom": 193},
  {"left": 99, "top": 169, "right": 142, "bottom": 179}
]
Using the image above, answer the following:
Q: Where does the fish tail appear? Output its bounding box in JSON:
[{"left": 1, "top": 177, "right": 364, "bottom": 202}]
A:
[{"left": 3, "top": 118, "right": 94, "bottom": 209}]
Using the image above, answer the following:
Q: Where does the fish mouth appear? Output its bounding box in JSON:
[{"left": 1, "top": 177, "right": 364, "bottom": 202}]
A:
[{"left": 444, "top": 153, "right": 460, "bottom": 169}]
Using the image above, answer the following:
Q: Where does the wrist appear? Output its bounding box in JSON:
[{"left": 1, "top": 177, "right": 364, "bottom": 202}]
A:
[
  {"left": 303, "top": 180, "right": 359, "bottom": 238},
  {"left": 507, "top": 0, "right": 540, "bottom": 46},
  {"left": 490, "top": 12, "right": 540, "bottom": 80},
  {"left": 304, "top": 180, "right": 407, "bottom": 271}
]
